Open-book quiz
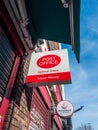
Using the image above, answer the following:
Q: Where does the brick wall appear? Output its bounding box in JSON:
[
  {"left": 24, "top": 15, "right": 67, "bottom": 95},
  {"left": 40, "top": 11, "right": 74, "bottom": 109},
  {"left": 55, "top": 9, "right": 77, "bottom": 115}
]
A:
[{"left": 3, "top": 54, "right": 32, "bottom": 130}]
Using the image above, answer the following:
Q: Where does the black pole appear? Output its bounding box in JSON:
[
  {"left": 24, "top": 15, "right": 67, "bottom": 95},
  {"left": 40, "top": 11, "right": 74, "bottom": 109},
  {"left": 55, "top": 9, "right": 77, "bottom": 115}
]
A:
[{"left": 74, "top": 106, "right": 84, "bottom": 113}]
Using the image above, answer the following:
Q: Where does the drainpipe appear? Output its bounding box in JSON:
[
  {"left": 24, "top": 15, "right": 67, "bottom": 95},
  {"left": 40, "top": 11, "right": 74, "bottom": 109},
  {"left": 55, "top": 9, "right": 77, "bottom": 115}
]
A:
[
  {"left": 3, "top": 0, "right": 36, "bottom": 52},
  {"left": 16, "top": 0, "right": 37, "bottom": 49}
]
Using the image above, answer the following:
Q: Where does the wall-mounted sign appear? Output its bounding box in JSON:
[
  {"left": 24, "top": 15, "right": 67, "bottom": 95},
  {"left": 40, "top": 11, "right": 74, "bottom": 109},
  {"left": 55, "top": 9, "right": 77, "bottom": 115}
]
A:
[
  {"left": 56, "top": 100, "right": 74, "bottom": 118},
  {"left": 26, "top": 49, "right": 71, "bottom": 87}
]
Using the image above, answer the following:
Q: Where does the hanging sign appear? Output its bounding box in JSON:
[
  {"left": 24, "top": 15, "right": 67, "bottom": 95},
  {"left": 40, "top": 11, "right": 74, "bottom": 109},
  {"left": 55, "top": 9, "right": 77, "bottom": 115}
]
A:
[
  {"left": 26, "top": 49, "right": 71, "bottom": 87},
  {"left": 56, "top": 100, "right": 74, "bottom": 118}
]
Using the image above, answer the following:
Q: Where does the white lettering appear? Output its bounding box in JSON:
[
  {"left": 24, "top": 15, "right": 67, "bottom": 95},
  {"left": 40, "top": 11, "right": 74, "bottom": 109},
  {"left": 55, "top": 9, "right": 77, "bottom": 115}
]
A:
[
  {"left": 48, "top": 76, "right": 59, "bottom": 79},
  {"left": 38, "top": 56, "right": 59, "bottom": 66},
  {"left": 37, "top": 77, "right": 47, "bottom": 80}
]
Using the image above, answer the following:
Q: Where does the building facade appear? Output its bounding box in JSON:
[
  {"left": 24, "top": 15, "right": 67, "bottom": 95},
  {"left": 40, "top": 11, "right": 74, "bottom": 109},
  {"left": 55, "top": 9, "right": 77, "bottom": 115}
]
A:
[{"left": 0, "top": 1, "right": 63, "bottom": 130}]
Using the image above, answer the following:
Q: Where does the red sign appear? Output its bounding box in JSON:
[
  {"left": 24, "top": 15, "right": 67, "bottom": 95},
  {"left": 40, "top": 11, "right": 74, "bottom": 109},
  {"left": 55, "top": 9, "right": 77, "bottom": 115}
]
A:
[
  {"left": 37, "top": 54, "right": 61, "bottom": 68},
  {"left": 26, "top": 49, "right": 71, "bottom": 87}
]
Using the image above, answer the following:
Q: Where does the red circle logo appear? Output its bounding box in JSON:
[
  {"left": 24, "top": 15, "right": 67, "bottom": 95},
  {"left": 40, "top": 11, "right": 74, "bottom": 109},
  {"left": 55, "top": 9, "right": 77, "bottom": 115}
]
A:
[
  {"left": 61, "top": 103, "right": 68, "bottom": 109},
  {"left": 37, "top": 54, "right": 61, "bottom": 68}
]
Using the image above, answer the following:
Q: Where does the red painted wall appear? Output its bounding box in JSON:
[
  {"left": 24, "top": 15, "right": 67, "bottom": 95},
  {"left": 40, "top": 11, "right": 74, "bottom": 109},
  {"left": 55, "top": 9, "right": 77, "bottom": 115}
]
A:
[
  {"left": 55, "top": 85, "right": 62, "bottom": 102},
  {"left": 38, "top": 86, "right": 51, "bottom": 109},
  {"left": 0, "top": 1, "right": 24, "bottom": 129}
]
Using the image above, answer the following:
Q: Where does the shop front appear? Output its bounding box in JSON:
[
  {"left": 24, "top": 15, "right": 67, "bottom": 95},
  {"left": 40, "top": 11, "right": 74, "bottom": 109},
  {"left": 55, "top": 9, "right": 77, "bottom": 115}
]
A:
[
  {"left": 29, "top": 87, "right": 51, "bottom": 130},
  {"left": 0, "top": 1, "right": 24, "bottom": 129},
  {"left": 0, "top": 23, "right": 24, "bottom": 130}
]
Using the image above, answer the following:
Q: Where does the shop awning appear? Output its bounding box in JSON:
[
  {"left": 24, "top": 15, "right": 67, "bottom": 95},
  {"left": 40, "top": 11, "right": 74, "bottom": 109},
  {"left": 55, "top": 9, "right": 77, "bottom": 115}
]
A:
[{"left": 24, "top": 0, "right": 80, "bottom": 62}]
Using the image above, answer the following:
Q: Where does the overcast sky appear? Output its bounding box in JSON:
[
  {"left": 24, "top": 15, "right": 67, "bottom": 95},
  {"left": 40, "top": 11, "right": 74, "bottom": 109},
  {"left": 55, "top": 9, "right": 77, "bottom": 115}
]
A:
[{"left": 62, "top": 0, "right": 98, "bottom": 130}]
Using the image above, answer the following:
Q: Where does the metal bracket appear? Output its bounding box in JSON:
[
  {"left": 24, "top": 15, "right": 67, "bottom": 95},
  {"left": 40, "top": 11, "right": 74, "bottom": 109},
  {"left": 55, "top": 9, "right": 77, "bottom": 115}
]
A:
[
  {"left": 61, "top": 0, "right": 72, "bottom": 8},
  {"left": 51, "top": 105, "right": 57, "bottom": 116}
]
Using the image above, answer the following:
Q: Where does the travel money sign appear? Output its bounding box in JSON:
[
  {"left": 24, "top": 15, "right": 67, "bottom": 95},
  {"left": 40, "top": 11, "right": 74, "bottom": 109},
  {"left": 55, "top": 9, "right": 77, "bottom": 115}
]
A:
[{"left": 26, "top": 49, "right": 71, "bottom": 87}]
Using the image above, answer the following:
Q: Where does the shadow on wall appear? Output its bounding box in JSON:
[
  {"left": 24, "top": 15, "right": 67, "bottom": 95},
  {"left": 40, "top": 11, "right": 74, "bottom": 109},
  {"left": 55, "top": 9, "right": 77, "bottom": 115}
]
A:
[{"left": 11, "top": 54, "right": 33, "bottom": 112}]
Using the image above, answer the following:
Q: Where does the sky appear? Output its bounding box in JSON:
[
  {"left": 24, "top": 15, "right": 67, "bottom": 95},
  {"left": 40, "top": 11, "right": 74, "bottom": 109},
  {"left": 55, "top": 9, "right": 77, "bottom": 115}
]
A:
[{"left": 62, "top": 0, "right": 98, "bottom": 130}]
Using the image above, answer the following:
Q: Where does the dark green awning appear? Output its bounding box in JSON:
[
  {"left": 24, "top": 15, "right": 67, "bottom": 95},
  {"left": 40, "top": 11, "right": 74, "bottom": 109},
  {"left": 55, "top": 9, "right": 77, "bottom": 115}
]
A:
[{"left": 25, "top": 0, "right": 80, "bottom": 62}]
